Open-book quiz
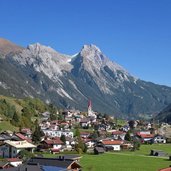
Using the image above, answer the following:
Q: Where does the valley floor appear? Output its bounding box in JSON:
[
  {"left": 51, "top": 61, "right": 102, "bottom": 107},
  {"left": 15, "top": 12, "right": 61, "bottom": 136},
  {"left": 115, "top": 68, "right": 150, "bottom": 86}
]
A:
[{"left": 80, "top": 144, "right": 171, "bottom": 171}]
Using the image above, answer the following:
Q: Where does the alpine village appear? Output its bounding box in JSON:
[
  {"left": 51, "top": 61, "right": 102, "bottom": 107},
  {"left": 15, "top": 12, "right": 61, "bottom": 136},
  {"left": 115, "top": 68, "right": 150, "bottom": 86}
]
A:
[{"left": 0, "top": 38, "right": 171, "bottom": 171}]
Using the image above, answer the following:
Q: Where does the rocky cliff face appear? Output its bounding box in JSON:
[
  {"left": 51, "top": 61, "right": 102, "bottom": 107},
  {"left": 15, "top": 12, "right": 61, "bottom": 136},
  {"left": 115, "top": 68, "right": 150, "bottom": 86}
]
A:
[{"left": 0, "top": 38, "right": 171, "bottom": 118}]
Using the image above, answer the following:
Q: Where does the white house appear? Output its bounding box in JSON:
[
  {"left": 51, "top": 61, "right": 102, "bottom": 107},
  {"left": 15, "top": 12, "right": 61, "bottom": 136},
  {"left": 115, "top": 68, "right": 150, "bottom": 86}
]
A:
[
  {"left": 112, "top": 131, "right": 126, "bottom": 140},
  {"left": 42, "top": 138, "right": 64, "bottom": 150},
  {"left": 42, "top": 130, "right": 74, "bottom": 138},
  {"left": 0, "top": 140, "right": 36, "bottom": 158},
  {"left": 101, "top": 140, "right": 123, "bottom": 151}
]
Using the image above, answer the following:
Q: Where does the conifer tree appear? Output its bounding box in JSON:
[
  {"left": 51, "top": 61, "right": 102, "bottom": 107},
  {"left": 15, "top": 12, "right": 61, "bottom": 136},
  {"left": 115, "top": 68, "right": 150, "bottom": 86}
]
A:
[{"left": 32, "top": 120, "right": 44, "bottom": 143}]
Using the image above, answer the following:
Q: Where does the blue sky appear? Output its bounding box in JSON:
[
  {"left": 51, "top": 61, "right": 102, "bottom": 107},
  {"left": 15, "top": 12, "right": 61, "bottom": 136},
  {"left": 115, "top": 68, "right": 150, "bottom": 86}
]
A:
[{"left": 0, "top": 0, "right": 171, "bottom": 86}]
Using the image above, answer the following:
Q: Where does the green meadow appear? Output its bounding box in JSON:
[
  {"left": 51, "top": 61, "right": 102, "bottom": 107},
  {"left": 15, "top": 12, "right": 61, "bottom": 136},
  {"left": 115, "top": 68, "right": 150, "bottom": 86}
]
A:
[
  {"left": 80, "top": 153, "right": 170, "bottom": 171},
  {"left": 43, "top": 144, "right": 171, "bottom": 170},
  {"left": 80, "top": 144, "right": 171, "bottom": 171}
]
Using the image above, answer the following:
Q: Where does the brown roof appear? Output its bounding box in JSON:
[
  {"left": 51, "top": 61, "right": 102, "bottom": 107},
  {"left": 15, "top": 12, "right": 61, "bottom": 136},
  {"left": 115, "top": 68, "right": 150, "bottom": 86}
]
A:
[
  {"left": 15, "top": 133, "right": 32, "bottom": 143},
  {"left": 44, "top": 138, "right": 63, "bottom": 145},
  {"left": 102, "top": 140, "right": 123, "bottom": 145}
]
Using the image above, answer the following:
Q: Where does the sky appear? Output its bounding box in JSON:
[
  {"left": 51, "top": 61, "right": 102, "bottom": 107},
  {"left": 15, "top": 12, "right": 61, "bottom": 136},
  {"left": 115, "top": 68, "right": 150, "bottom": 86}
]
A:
[{"left": 0, "top": 0, "right": 171, "bottom": 86}]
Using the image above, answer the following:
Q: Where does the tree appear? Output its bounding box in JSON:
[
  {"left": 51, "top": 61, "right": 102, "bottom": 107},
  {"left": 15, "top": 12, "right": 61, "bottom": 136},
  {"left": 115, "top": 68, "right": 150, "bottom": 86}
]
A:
[
  {"left": 74, "top": 127, "right": 87, "bottom": 154},
  {"left": 57, "top": 113, "right": 64, "bottom": 121},
  {"left": 32, "top": 120, "right": 44, "bottom": 143},
  {"left": 125, "top": 131, "right": 131, "bottom": 141},
  {"left": 18, "top": 149, "right": 35, "bottom": 161},
  {"left": 60, "top": 135, "right": 66, "bottom": 145},
  {"left": 48, "top": 103, "right": 57, "bottom": 114},
  {"left": 20, "top": 116, "right": 32, "bottom": 128},
  {"left": 90, "top": 131, "right": 99, "bottom": 139},
  {"left": 0, "top": 99, "right": 16, "bottom": 118},
  {"left": 75, "top": 137, "right": 85, "bottom": 154},
  {"left": 49, "top": 113, "right": 57, "bottom": 121},
  {"left": 128, "top": 120, "right": 135, "bottom": 130},
  {"left": 74, "top": 127, "right": 80, "bottom": 137},
  {"left": 22, "top": 106, "right": 35, "bottom": 117},
  {"left": 10, "top": 111, "right": 20, "bottom": 127},
  {"left": 132, "top": 139, "right": 141, "bottom": 151}
]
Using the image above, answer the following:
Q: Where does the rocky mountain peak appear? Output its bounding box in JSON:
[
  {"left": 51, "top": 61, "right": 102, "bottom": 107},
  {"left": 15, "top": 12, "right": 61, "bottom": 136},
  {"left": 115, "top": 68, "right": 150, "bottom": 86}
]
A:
[
  {"left": 80, "top": 44, "right": 102, "bottom": 58},
  {"left": 81, "top": 44, "right": 101, "bottom": 53},
  {"left": 78, "top": 44, "right": 108, "bottom": 68},
  {"left": 27, "top": 43, "right": 57, "bottom": 55},
  {"left": 0, "top": 38, "right": 23, "bottom": 56}
]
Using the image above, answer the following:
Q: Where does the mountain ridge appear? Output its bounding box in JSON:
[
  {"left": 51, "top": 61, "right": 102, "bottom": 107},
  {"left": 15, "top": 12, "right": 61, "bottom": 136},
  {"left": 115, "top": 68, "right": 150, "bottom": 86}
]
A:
[
  {"left": 0, "top": 38, "right": 24, "bottom": 57},
  {"left": 0, "top": 38, "right": 171, "bottom": 118}
]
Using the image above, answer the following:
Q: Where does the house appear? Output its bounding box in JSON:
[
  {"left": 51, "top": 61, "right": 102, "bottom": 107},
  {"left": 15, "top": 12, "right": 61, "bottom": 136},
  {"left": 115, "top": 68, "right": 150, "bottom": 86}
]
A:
[
  {"left": 15, "top": 133, "right": 32, "bottom": 143},
  {"left": 83, "top": 138, "right": 95, "bottom": 148},
  {"left": 80, "top": 132, "right": 90, "bottom": 139},
  {"left": 28, "top": 157, "right": 81, "bottom": 171},
  {"left": 0, "top": 132, "right": 12, "bottom": 142},
  {"left": 42, "top": 129, "right": 74, "bottom": 138},
  {"left": 112, "top": 131, "right": 126, "bottom": 140},
  {"left": 65, "top": 137, "right": 75, "bottom": 150},
  {"left": 41, "top": 138, "right": 64, "bottom": 152},
  {"left": 153, "top": 135, "right": 166, "bottom": 144},
  {"left": 121, "top": 141, "right": 133, "bottom": 150},
  {"left": 136, "top": 132, "right": 154, "bottom": 143},
  {"left": 80, "top": 118, "right": 91, "bottom": 128},
  {"left": 0, "top": 164, "right": 42, "bottom": 171},
  {"left": 94, "top": 147, "right": 105, "bottom": 155},
  {"left": 20, "top": 128, "right": 32, "bottom": 138},
  {"left": 101, "top": 140, "right": 123, "bottom": 151},
  {"left": 0, "top": 140, "right": 36, "bottom": 158},
  {"left": 65, "top": 137, "right": 75, "bottom": 146},
  {"left": 6, "top": 158, "right": 22, "bottom": 167}
]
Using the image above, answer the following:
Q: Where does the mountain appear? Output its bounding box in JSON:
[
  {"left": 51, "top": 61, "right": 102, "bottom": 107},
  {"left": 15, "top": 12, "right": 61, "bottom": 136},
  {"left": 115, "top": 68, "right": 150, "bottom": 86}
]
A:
[
  {"left": 0, "top": 38, "right": 23, "bottom": 57},
  {"left": 154, "top": 104, "right": 171, "bottom": 123},
  {"left": 0, "top": 38, "right": 171, "bottom": 118}
]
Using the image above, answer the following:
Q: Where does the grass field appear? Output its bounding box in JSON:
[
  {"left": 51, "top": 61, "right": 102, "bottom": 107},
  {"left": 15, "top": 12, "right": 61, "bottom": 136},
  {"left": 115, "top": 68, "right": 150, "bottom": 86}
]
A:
[
  {"left": 124, "top": 144, "right": 171, "bottom": 156},
  {"left": 80, "top": 144, "right": 171, "bottom": 171},
  {"left": 80, "top": 153, "right": 170, "bottom": 171},
  {"left": 43, "top": 144, "right": 171, "bottom": 171}
]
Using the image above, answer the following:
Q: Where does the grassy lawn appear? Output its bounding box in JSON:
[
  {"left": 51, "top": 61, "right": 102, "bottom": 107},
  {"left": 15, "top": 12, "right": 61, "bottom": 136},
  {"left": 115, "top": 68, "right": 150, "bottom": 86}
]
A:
[
  {"left": 42, "top": 144, "right": 171, "bottom": 171},
  {"left": 123, "top": 144, "right": 171, "bottom": 156},
  {"left": 80, "top": 153, "right": 171, "bottom": 171}
]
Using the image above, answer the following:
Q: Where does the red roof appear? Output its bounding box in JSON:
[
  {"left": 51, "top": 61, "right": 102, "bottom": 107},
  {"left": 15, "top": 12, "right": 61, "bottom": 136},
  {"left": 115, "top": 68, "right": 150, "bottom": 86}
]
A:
[
  {"left": 102, "top": 140, "right": 123, "bottom": 145},
  {"left": 44, "top": 138, "right": 63, "bottom": 145},
  {"left": 60, "top": 122, "right": 68, "bottom": 125},
  {"left": 15, "top": 133, "right": 32, "bottom": 143},
  {"left": 137, "top": 133, "right": 154, "bottom": 138},
  {"left": 15, "top": 133, "right": 27, "bottom": 140}
]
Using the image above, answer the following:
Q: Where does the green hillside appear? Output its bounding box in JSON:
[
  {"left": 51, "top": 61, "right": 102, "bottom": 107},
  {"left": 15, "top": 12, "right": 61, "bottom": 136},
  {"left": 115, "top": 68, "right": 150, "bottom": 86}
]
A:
[{"left": 0, "top": 95, "right": 55, "bottom": 131}]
